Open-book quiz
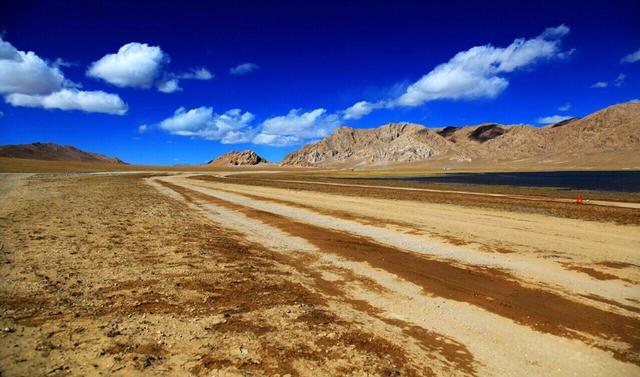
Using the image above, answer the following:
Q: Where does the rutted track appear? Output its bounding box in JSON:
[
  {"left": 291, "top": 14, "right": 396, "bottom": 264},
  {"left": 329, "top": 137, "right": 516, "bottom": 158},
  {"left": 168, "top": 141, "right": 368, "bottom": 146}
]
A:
[
  {"left": 196, "top": 174, "right": 640, "bottom": 225},
  {"left": 150, "top": 174, "right": 640, "bottom": 376},
  {"left": 266, "top": 179, "right": 640, "bottom": 209}
]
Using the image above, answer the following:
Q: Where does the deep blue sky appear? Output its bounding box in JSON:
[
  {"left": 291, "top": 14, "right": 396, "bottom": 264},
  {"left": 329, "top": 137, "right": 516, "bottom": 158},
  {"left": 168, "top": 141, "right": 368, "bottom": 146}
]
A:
[{"left": 0, "top": 0, "right": 638, "bottom": 164}]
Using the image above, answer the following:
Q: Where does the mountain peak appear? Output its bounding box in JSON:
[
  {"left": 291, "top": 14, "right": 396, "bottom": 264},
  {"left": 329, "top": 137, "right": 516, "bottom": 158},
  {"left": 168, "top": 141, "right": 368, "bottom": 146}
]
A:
[{"left": 208, "top": 150, "right": 267, "bottom": 166}]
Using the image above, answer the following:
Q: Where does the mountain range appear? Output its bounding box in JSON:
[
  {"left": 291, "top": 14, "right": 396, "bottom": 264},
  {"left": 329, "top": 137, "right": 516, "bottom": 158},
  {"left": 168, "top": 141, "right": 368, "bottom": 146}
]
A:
[
  {"left": 1, "top": 102, "right": 638, "bottom": 170},
  {"left": 282, "top": 102, "right": 640, "bottom": 169}
]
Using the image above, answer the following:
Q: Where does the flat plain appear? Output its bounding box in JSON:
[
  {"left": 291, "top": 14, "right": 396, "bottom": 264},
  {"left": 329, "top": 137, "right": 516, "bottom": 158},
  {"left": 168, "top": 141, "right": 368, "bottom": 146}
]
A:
[{"left": 1, "top": 169, "right": 639, "bottom": 376}]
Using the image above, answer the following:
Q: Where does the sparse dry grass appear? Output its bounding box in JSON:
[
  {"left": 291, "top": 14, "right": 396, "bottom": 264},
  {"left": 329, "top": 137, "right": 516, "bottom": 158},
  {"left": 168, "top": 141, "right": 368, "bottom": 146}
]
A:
[{"left": 0, "top": 174, "right": 431, "bottom": 376}]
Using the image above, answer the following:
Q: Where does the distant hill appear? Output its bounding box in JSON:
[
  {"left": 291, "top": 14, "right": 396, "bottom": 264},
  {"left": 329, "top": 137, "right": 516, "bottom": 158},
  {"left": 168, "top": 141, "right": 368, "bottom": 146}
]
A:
[
  {"left": 282, "top": 102, "right": 640, "bottom": 168},
  {"left": 282, "top": 123, "right": 464, "bottom": 166},
  {"left": 0, "top": 142, "right": 127, "bottom": 164},
  {"left": 208, "top": 150, "right": 267, "bottom": 166}
]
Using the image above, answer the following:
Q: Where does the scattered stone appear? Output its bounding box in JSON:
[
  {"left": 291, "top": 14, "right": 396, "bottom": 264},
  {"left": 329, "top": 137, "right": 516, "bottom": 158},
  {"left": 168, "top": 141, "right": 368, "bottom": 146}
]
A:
[
  {"left": 47, "top": 364, "right": 69, "bottom": 374},
  {"left": 142, "top": 355, "right": 156, "bottom": 369},
  {"left": 35, "top": 340, "right": 58, "bottom": 352}
]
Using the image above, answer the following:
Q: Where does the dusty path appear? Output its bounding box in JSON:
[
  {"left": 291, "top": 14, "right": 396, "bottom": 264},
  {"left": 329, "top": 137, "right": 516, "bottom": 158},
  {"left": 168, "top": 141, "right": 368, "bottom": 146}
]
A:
[
  {"left": 1, "top": 173, "right": 445, "bottom": 376},
  {"left": 174, "top": 176, "right": 640, "bottom": 303},
  {"left": 151, "top": 174, "right": 640, "bottom": 376},
  {"left": 268, "top": 179, "right": 640, "bottom": 209},
  {"left": 2, "top": 172, "right": 638, "bottom": 376}
]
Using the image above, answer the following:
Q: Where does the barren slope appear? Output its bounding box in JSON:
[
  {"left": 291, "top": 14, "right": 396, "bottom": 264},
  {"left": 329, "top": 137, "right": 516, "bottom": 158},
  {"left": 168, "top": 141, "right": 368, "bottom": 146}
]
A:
[
  {"left": 283, "top": 101, "right": 640, "bottom": 168},
  {"left": 0, "top": 142, "right": 126, "bottom": 164},
  {"left": 208, "top": 150, "right": 267, "bottom": 166},
  {"left": 282, "top": 123, "right": 465, "bottom": 167},
  {"left": 456, "top": 102, "right": 640, "bottom": 160}
]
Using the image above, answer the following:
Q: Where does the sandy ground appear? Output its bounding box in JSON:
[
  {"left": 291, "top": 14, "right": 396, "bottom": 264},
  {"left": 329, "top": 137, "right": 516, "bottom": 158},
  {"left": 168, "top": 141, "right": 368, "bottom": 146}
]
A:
[
  {"left": 265, "top": 179, "right": 640, "bottom": 209},
  {"left": 179, "top": 178, "right": 640, "bottom": 296},
  {"left": 1, "top": 172, "right": 639, "bottom": 376}
]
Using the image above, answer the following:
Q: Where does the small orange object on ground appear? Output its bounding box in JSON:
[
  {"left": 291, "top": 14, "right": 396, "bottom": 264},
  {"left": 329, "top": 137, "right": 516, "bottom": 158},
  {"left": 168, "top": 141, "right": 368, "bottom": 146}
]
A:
[{"left": 577, "top": 194, "right": 584, "bottom": 204}]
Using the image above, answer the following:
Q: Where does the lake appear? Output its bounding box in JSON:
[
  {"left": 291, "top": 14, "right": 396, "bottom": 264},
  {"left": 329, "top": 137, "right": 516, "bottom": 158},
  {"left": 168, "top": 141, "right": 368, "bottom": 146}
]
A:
[{"left": 368, "top": 171, "right": 640, "bottom": 192}]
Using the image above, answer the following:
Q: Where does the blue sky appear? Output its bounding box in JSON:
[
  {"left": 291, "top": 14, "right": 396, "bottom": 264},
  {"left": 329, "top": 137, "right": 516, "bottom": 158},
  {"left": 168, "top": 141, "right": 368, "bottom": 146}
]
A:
[{"left": 0, "top": 0, "right": 638, "bottom": 165}]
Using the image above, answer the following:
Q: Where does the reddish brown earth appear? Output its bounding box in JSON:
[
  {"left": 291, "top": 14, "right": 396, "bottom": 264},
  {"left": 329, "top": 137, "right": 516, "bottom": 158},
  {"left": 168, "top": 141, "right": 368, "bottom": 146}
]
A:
[
  {"left": 160, "top": 180, "right": 640, "bottom": 365},
  {"left": 1, "top": 172, "right": 639, "bottom": 376}
]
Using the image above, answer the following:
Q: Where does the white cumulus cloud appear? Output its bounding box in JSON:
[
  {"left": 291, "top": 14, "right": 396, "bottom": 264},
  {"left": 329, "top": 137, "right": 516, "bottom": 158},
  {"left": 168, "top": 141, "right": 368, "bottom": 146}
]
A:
[
  {"left": 253, "top": 108, "right": 340, "bottom": 146},
  {"left": 343, "top": 101, "right": 382, "bottom": 120},
  {"left": 396, "top": 25, "right": 570, "bottom": 107},
  {"left": 156, "top": 79, "right": 182, "bottom": 93},
  {"left": 0, "top": 37, "right": 127, "bottom": 114},
  {"left": 155, "top": 105, "right": 342, "bottom": 147},
  {"left": 158, "top": 106, "right": 255, "bottom": 142},
  {"left": 343, "top": 25, "right": 571, "bottom": 119},
  {"left": 159, "top": 107, "right": 217, "bottom": 134},
  {"left": 537, "top": 114, "right": 573, "bottom": 125},
  {"left": 541, "top": 24, "right": 570, "bottom": 39},
  {"left": 87, "top": 43, "right": 213, "bottom": 93},
  {"left": 252, "top": 133, "right": 301, "bottom": 147},
  {"left": 156, "top": 67, "right": 213, "bottom": 93},
  {"left": 621, "top": 48, "right": 640, "bottom": 64},
  {"left": 590, "top": 74, "right": 626, "bottom": 89},
  {"left": 0, "top": 37, "right": 65, "bottom": 95},
  {"left": 220, "top": 130, "right": 253, "bottom": 144},
  {"left": 229, "top": 62, "right": 259, "bottom": 75},
  {"left": 177, "top": 67, "right": 214, "bottom": 80},
  {"left": 52, "top": 58, "right": 77, "bottom": 68},
  {"left": 6, "top": 89, "right": 128, "bottom": 115},
  {"left": 0, "top": 38, "right": 21, "bottom": 61},
  {"left": 558, "top": 103, "right": 571, "bottom": 111},
  {"left": 87, "top": 42, "right": 168, "bottom": 88}
]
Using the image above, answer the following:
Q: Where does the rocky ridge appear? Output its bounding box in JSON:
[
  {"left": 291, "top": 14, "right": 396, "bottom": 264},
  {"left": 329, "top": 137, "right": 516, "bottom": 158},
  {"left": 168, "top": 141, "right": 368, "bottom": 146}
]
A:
[
  {"left": 208, "top": 150, "right": 267, "bottom": 166},
  {"left": 282, "top": 102, "right": 640, "bottom": 167}
]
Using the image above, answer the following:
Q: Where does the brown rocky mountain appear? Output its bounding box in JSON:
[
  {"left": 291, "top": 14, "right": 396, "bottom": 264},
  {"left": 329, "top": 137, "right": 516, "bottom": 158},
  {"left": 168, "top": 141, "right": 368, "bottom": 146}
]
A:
[
  {"left": 282, "top": 102, "right": 640, "bottom": 168},
  {"left": 0, "top": 142, "right": 127, "bottom": 164},
  {"left": 282, "top": 123, "right": 467, "bottom": 167},
  {"left": 208, "top": 150, "right": 267, "bottom": 166}
]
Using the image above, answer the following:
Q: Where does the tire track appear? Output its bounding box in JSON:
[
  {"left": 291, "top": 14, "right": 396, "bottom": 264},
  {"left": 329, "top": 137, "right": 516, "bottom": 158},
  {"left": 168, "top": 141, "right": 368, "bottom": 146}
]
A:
[{"left": 157, "top": 177, "right": 640, "bottom": 366}]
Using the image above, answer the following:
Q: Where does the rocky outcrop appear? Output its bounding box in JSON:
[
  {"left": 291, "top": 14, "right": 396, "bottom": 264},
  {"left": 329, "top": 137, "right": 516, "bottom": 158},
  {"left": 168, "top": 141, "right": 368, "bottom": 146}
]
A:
[
  {"left": 282, "top": 102, "right": 640, "bottom": 167},
  {"left": 0, "top": 142, "right": 127, "bottom": 164},
  {"left": 208, "top": 150, "right": 267, "bottom": 166},
  {"left": 282, "top": 123, "right": 467, "bottom": 166}
]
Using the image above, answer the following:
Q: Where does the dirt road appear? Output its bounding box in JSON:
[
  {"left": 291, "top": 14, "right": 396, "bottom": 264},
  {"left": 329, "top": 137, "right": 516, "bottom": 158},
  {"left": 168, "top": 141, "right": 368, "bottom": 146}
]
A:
[
  {"left": 153, "top": 173, "right": 640, "bottom": 376},
  {"left": 1, "top": 172, "right": 639, "bottom": 376},
  {"left": 269, "top": 178, "right": 640, "bottom": 209}
]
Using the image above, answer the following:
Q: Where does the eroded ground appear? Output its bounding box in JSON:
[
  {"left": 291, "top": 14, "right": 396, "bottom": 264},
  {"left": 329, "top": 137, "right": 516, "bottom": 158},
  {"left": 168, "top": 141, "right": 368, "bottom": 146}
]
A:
[{"left": 1, "top": 172, "right": 639, "bottom": 376}]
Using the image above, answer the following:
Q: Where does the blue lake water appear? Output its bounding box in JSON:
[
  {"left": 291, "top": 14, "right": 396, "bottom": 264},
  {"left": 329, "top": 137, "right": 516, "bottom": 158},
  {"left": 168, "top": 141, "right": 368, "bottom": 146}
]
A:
[{"left": 366, "top": 171, "right": 640, "bottom": 192}]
